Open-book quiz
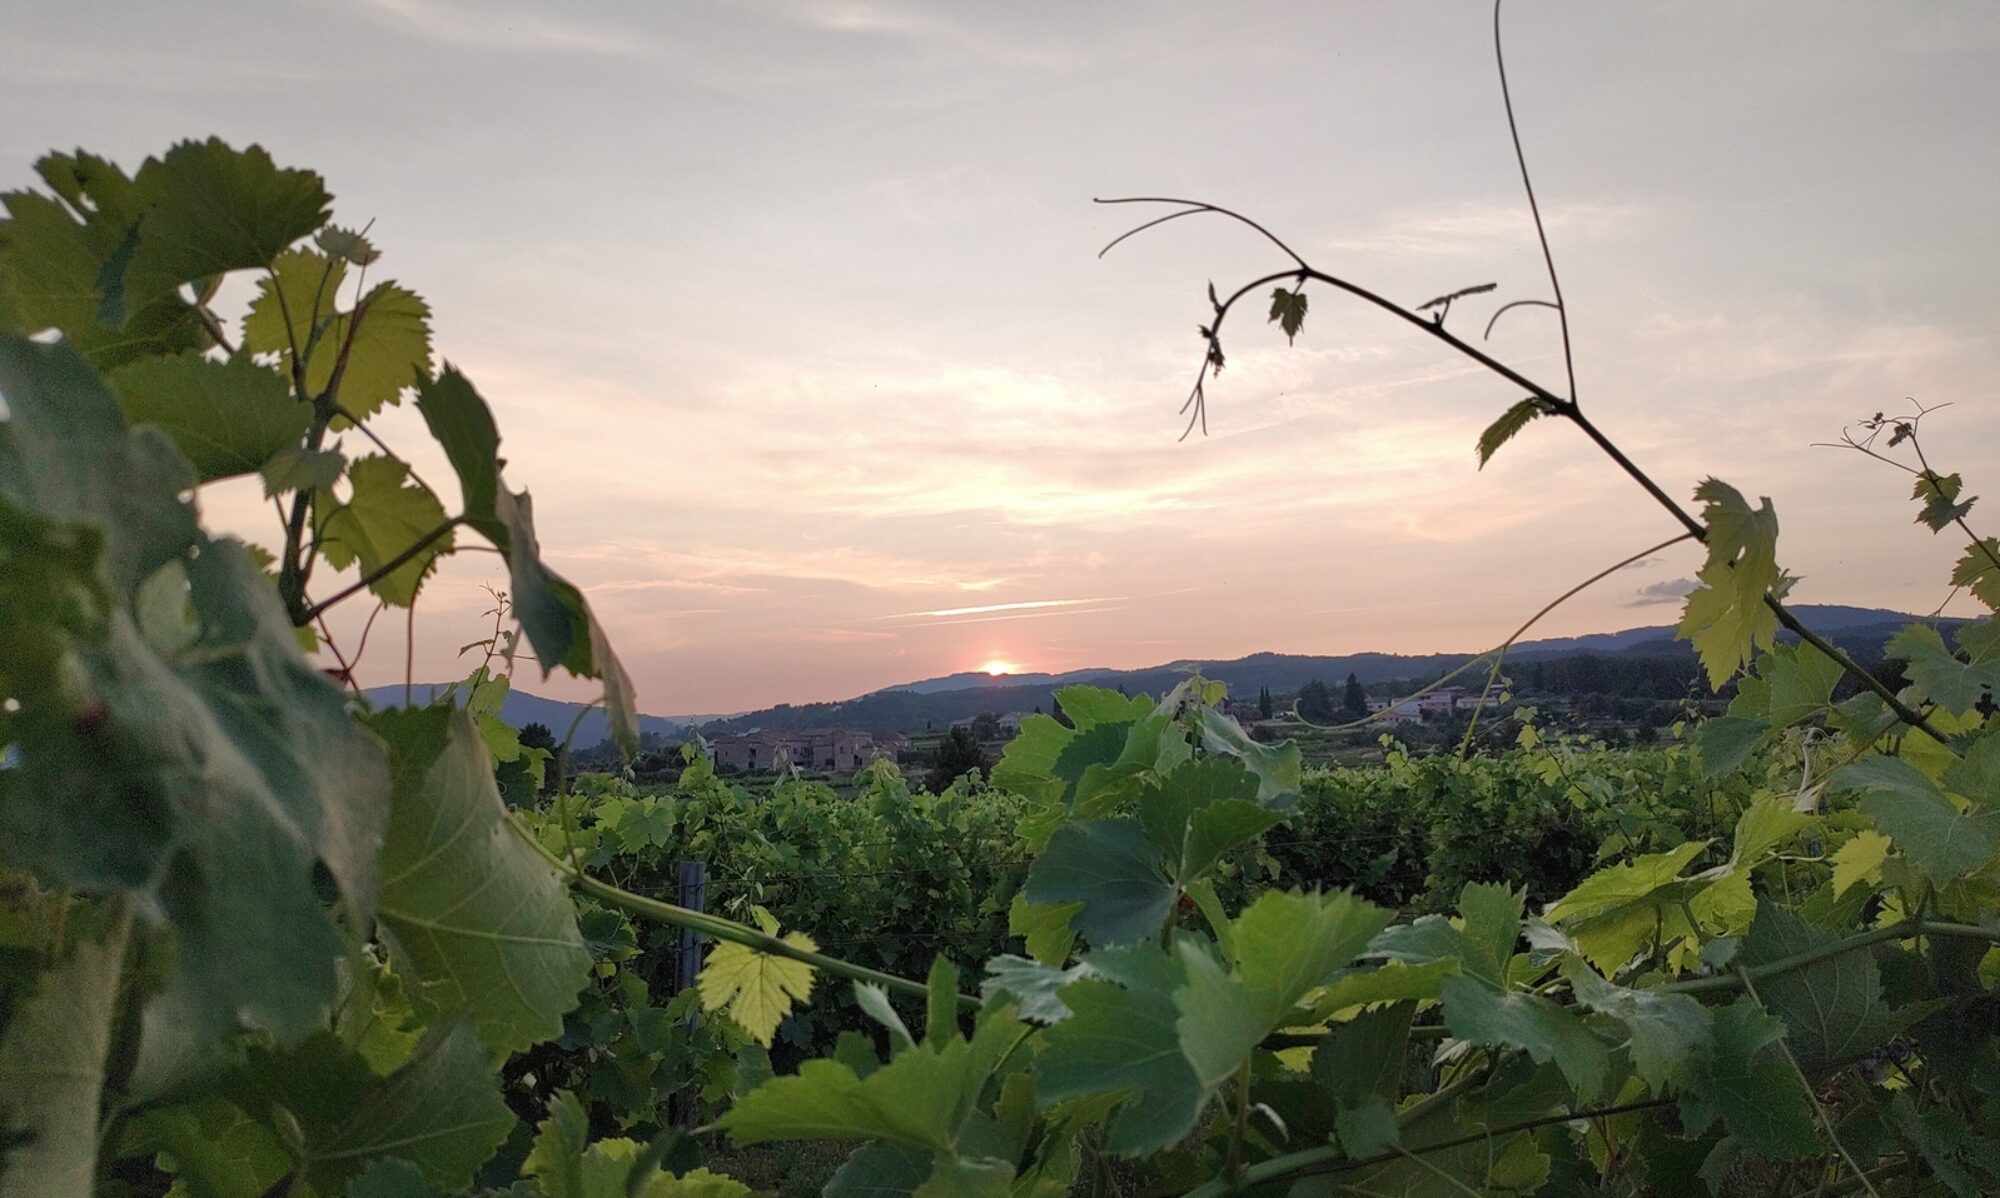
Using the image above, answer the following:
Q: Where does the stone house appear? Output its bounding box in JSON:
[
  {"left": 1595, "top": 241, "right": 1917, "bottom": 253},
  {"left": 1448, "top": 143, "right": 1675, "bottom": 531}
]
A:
[{"left": 708, "top": 729, "right": 887, "bottom": 773}]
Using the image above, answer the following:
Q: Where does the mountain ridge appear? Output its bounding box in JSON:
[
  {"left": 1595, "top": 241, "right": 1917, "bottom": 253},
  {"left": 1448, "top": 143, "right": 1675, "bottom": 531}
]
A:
[{"left": 370, "top": 604, "right": 1945, "bottom": 744}]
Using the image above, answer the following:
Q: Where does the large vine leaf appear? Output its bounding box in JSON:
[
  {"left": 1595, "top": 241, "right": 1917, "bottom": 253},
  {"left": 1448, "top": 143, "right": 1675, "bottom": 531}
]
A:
[
  {"left": 318, "top": 455, "right": 453, "bottom": 607},
  {"left": 1833, "top": 756, "right": 2000, "bottom": 886},
  {"left": 1542, "top": 841, "right": 1711, "bottom": 972},
  {"left": 1311, "top": 1002, "right": 1415, "bottom": 1109},
  {"left": 1033, "top": 947, "right": 1201, "bottom": 1156},
  {"left": 413, "top": 368, "right": 637, "bottom": 753},
  {"left": 312, "top": 284, "right": 433, "bottom": 421},
  {"left": 1888, "top": 621, "right": 2000, "bottom": 716},
  {"left": 0, "top": 335, "right": 389, "bottom": 1073},
  {"left": 1738, "top": 904, "right": 1919, "bottom": 1068},
  {"left": 1676, "top": 478, "right": 1784, "bottom": 688},
  {"left": 123, "top": 1098, "right": 291, "bottom": 1198},
  {"left": 1440, "top": 975, "right": 1610, "bottom": 1104},
  {"left": 1678, "top": 998, "right": 1821, "bottom": 1160},
  {"left": 1233, "top": 889, "right": 1393, "bottom": 1022},
  {"left": 117, "top": 139, "right": 330, "bottom": 310},
  {"left": 109, "top": 351, "right": 308, "bottom": 484},
  {"left": 1172, "top": 890, "right": 1390, "bottom": 1088},
  {"left": 221, "top": 1022, "right": 513, "bottom": 1193},
  {"left": 0, "top": 333, "right": 198, "bottom": 591},
  {"left": 239, "top": 249, "right": 430, "bottom": 417},
  {"left": 1191, "top": 705, "right": 1301, "bottom": 806},
  {"left": 371, "top": 706, "right": 591, "bottom": 1056},
  {"left": 1561, "top": 959, "right": 1711, "bottom": 1092},
  {"left": 0, "top": 916, "right": 130, "bottom": 1198},
  {"left": 722, "top": 1012, "right": 1018, "bottom": 1148},
  {"left": 1136, "top": 756, "right": 1283, "bottom": 885},
  {"left": 1023, "top": 818, "right": 1174, "bottom": 947},
  {"left": 0, "top": 158, "right": 207, "bottom": 370},
  {"left": 1053, "top": 686, "right": 1154, "bottom": 730}
]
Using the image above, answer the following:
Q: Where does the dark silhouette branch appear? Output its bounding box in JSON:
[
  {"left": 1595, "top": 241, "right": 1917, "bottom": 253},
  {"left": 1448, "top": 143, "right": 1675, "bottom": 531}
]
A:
[{"left": 1484, "top": 298, "right": 1560, "bottom": 340}]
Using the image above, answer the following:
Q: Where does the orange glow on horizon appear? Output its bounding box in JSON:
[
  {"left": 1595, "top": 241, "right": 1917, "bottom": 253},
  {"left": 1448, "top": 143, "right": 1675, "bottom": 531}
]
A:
[{"left": 979, "top": 658, "right": 1019, "bottom": 676}]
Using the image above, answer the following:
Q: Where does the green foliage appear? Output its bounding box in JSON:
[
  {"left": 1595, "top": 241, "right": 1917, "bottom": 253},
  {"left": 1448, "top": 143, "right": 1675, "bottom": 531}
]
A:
[
  {"left": 10, "top": 125, "right": 2000, "bottom": 1198},
  {"left": 1677, "top": 478, "right": 1787, "bottom": 688},
  {"left": 373, "top": 706, "right": 592, "bottom": 1055},
  {"left": 0, "top": 140, "right": 638, "bottom": 1198}
]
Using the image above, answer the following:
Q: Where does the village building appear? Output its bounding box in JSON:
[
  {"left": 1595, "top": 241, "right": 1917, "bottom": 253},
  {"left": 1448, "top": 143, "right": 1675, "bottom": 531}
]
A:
[
  {"left": 707, "top": 729, "right": 897, "bottom": 773},
  {"left": 1366, "top": 686, "right": 1500, "bottom": 723}
]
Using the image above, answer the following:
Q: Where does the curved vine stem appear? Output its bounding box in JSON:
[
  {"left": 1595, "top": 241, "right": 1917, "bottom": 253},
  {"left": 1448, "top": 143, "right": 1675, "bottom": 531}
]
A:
[
  {"left": 1494, "top": 0, "right": 1576, "bottom": 404},
  {"left": 1738, "top": 970, "right": 1883, "bottom": 1198},
  {"left": 1292, "top": 530, "right": 1697, "bottom": 735},
  {"left": 509, "top": 816, "right": 975, "bottom": 1010},
  {"left": 1661, "top": 918, "right": 2000, "bottom": 996}
]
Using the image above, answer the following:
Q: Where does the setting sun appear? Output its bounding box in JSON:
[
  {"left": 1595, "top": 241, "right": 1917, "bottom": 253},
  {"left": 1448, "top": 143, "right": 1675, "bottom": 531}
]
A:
[{"left": 979, "top": 658, "right": 1019, "bottom": 676}]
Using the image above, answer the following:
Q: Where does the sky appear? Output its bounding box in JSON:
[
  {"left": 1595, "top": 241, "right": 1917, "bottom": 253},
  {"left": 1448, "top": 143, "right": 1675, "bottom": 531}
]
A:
[{"left": 6, "top": 2, "right": 2000, "bottom": 715}]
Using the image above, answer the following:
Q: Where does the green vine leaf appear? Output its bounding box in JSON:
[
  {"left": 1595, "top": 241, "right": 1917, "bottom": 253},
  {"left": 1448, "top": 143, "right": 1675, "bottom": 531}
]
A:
[
  {"left": 117, "top": 139, "right": 330, "bottom": 312},
  {"left": 240, "top": 245, "right": 429, "bottom": 417},
  {"left": 372, "top": 706, "right": 591, "bottom": 1056},
  {"left": 1476, "top": 397, "right": 1548, "bottom": 469},
  {"left": 1561, "top": 959, "right": 1710, "bottom": 1092},
  {"left": 1676, "top": 478, "right": 1785, "bottom": 689},
  {"left": 1005, "top": 892, "right": 1079, "bottom": 967},
  {"left": 414, "top": 367, "right": 638, "bottom": 754},
  {"left": 1053, "top": 685, "right": 1154, "bottom": 730},
  {"left": 242, "top": 247, "right": 342, "bottom": 361},
  {"left": 1033, "top": 946, "right": 1201, "bottom": 1156},
  {"left": 0, "top": 157, "right": 208, "bottom": 369},
  {"left": 720, "top": 1005, "right": 1025, "bottom": 1158},
  {"left": 316, "top": 283, "right": 433, "bottom": 422},
  {"left": 1136, "top": 756, "right": 1279, "bottom": 885},
  {"left": 2, "top": 336, "right": 391, "bottom": 1083},
  {"left": 698, "top": 907, "right": 819, "bottom": 1046},
  {"left": 1912, "top": 470, "right": 1975, "bottom": 532},
  {"left": 318, "top": 455, "right": 453, "bottom": 607},
  {"left": 109, "top": 351, "right": 308, "bottom": 484},
  {"left": 260, "top": 444, "right": 346, "bottom": 498},
  {"left": 222, "top": 1021, "right": 515, "bottom": 1194},
  {"left": 1832, "top": 757, "right": 2000, "bottom": 887},
  {"left": 1310, "top": 1001, "right": 1414, "bottom": 1109},
  {"left": 1887, "top": 621, "right": 2000, "bottom": 715},
  {"left": 1738, "top": 904, "right": 1920, "bottom": 1068},
  {"left": 1678, "top": 998, "right": 1821, "bottom": 1160},
  {"left": 1950, "top": 538, "right": 2000, "bottom": 610},
  {"left": 1267, "top": 287, "right": 1307, "bottom": 344},
  {"left": 1023, "top": 818, "right": 1173, "bottom": 947},
  {"left": 1440, "top": 974, "right": 1611, "bottom": 1104}
]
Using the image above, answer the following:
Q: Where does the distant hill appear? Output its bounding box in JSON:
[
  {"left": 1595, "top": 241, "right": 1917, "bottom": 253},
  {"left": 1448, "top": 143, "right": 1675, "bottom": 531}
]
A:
[
  {"left": 883, "top": 667, "right": 1116, "bottom": 695},
  {"left": 367, "top": 604, "right": 1945, "bottom": 744},
  {"left": 696, "top": 604, "right": 1941, "bottom": 737}
]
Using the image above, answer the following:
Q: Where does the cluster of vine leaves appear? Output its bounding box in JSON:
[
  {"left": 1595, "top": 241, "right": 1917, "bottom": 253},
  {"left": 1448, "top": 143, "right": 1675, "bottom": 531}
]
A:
[{"left": 3, "top": 110, "right": 2000, "bottom": 1198}]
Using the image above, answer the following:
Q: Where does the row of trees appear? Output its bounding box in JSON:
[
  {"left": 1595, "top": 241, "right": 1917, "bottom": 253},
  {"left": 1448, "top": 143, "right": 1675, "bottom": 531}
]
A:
[{"left": 1262, "top": 674, "right": 1370, "bottom": 721}]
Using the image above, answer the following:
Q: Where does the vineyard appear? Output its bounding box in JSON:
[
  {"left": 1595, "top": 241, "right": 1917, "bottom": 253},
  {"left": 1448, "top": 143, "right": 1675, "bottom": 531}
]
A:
[{"left": 6, "top": 27, "right": 2000, "bottom": 1198}]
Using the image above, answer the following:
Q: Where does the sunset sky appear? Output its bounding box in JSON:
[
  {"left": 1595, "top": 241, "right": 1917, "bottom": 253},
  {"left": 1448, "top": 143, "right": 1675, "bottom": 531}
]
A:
[{"left": 7, "top": 3, "right": 1999, "bottom": 715}]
